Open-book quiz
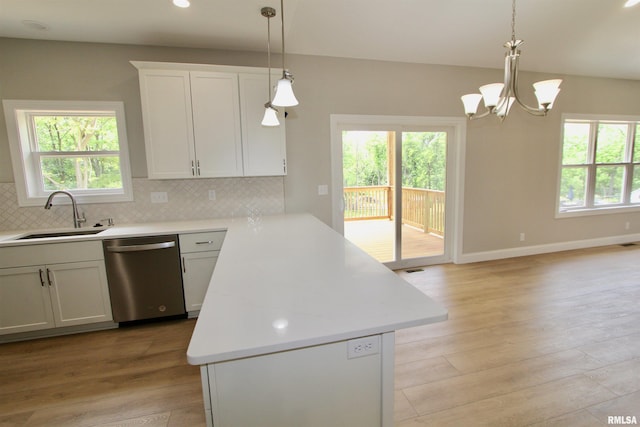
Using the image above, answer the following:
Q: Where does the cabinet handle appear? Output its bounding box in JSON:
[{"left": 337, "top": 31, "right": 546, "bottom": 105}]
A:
[
  {"left": 38, "top": 269, "right": 45, "bottom": 287},
  {"left": 195, "top": 241, "right": 214, "bottom": 245},
  {"left": 283, "top": 159, "right": 286, "bottom": 174},
  {"left": 46, "top": 268, "right": 53, "bottom": 286},
  {"left": 182, "top": 256, "right": 186, "bottom": 273},
  {"left": 191, "top": 160, "right": 195, "bottom": 176},
  {"left": 197, "top": 160, "right": 201, "bottom": 176}
]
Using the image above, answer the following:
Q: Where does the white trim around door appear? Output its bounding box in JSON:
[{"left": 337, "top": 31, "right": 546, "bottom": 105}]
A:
[{"left": 330, "top": 114, "right": 467, "bottom": 267}]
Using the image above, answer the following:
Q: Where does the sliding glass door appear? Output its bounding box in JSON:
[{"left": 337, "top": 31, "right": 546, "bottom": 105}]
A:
[{"left": 340, "top": 128, "right": 449, "bottom": 269}]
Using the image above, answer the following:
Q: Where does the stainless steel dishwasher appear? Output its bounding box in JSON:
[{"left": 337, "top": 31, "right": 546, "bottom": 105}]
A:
[{"left": 103, "top": 234, "right": 186, "bottom": 323}]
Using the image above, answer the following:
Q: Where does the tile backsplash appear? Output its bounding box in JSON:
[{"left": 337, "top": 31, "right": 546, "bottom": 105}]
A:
[{"left": 0, "top": 177, "right": 285, "bottom": 231}]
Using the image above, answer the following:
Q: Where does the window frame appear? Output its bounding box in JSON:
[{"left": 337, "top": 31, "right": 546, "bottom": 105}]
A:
[
  {"left": 557, "top": 113, "right": 640, "bottom": 218},
  {"left": 3, "top": 100, "right": 133, "bottom": 207}
]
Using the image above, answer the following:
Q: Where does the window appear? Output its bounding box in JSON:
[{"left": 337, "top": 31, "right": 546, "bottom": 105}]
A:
[
  {"left": 3, "top": 100, "right": 133, "bottom": 206},
  {"left": 558, "top": 114, "right": 640, "bottom": 216}
]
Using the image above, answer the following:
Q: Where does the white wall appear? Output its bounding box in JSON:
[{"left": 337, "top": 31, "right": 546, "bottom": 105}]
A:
[{"left": 1, "top": 37, "right": 640, "bottom": 257}]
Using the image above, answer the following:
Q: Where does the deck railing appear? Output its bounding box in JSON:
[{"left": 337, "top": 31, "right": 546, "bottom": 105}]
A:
[
  {"left": 344, "top": 186, "right": 445, "bottom": 236},
  {"left": 343, "top": 186, "right": 391, "bottom": 220}
]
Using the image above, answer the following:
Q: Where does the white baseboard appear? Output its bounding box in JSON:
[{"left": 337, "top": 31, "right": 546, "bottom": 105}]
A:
[{"left": 456, "top": 233, "right": 640, "bottom": 264}]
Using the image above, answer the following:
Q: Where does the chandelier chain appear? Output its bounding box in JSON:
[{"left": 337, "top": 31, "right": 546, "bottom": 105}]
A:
[{"left": 511, "top": 0, "right": 517, "bottom": 42}]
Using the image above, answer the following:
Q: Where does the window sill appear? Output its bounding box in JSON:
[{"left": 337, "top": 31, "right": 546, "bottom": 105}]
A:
[
  {"left": 556, "top": 204, "right": 640, "bottom": 218},
  {"left": 16, "top": 192, "right": 133, "bottom": 208}
]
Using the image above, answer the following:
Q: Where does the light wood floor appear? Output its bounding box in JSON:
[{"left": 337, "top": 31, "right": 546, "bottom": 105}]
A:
[
  {"left": 344, "top": 219, "right": 444, "bottom": 262},
  {"left": 1, "top": 244, "right": 639, "bottom": 426}
]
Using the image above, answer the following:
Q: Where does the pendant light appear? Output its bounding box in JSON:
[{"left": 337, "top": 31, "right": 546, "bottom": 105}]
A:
[
  {"left": 261, "top": 7, "right": 279, "bottom": 126},
  {"left": 460, "top": 0, "right": 562, "bottom": 120},
  {"left": 272, "top": 0, "right": 299, "bottom": 107}
]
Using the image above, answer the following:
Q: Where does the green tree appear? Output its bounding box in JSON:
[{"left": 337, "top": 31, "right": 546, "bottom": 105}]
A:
[
  {"left": 402, "top": 132, "right": 446, "bottom": 191},
  {"left": 342, "top": 131, "right": 388, "bottom": 187},
  {"left": 34, "top": 115, "right": 122, "bottom": 191}
]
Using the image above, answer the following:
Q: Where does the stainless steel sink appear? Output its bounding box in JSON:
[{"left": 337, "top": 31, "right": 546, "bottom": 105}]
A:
[{"left": 16, "top": 228, "right": 106, "bottom": 240}]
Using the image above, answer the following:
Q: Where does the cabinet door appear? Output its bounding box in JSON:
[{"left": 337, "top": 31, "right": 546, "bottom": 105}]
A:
[
  {"left": 47, "top": 261, "right": 113, "bottom": 327},
  {"left": 0, "top": 266, "right": 54, "bottom": 335},
  {"left": 182, "top": 252, "right": 219, "bottom": 313},
  {"left": 238, "top": 73, "right": 287, "bottom": 176},
  {"left": 139, "top": 69, "right": 196, "bottom": 179},
  {"left": 190, "top": 72, "right": 244, "bottom": 177}
]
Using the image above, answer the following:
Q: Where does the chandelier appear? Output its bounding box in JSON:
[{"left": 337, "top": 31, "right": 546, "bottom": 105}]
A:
[{"left": 461, "top": 0, "right": 562, "bottom": 120}]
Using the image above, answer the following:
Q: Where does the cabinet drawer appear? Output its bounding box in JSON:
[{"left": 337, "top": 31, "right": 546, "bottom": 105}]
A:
[
  {"left": 0, "top": 241, "right": 104, "bottom": 269},
  {"left": 179, "top": 231, "right": 226, "bottom": 253}
]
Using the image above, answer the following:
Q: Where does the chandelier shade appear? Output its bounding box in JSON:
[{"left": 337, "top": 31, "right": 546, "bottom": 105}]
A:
[{"left": 461, "top": 0, "right": 562, "bottom": 120}]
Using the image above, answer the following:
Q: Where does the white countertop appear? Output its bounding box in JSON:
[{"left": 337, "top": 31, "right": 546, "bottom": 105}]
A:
[
  {"left": 186, "top": 214, "right": 447, "bottom": 365},
  {"left": 0, "top": 218, "right": 230, "bottom": 246},
  {"left": 0, "top": 213, "right": 447, "bottom": 365}
]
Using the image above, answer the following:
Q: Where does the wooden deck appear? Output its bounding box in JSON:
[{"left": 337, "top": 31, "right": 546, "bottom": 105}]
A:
[{"left": 344, "top": 219, "right": 444, "bottom": 262}]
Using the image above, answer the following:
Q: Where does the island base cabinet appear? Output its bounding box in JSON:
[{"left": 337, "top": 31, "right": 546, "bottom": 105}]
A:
[{"left": 200, "top": 333, "right": 395, "bottom": 427}]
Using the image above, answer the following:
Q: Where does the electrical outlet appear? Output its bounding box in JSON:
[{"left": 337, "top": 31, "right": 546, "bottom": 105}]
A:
[
  {"left": 347, "top": 335, "right": 380, "bottom": 359},
  {"left": 208, "top": 190, "right": 216, "bottom": 201},
  {"left": 519, "top": 232, "right": 525, "bottom": 242},
  {"left": 625, "top": 221, "right": 630, "bottom": 230},
  {"left": 150, "top": 192, "right": 168, "bottom": 203}
]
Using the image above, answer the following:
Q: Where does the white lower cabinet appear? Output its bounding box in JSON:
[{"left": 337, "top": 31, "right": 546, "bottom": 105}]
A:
[
  {"left": 179, "top": 231, "right": 226, "bottom": 315},
  {"left": 0, "top": 241, "right": 113, "bottom": 336},
  {"left": 0, "top": 266, "right": 55, "bottom": 334}
]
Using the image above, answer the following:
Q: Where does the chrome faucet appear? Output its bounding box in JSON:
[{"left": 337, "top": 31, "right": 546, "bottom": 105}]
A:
[{"left": 44, "top": 190, "right": 86, "bottom": 228}]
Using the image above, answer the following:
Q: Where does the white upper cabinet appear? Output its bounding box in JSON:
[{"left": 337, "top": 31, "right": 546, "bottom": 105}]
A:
[
  {"left": 190, "top": 72, "right": 243, "bottom": 177},
  {"left": 239, "top": 73, "right": 287, "bottom": 176},
  {"left": 138, "top": 69, "right": 195, "bottom": 179},
  {"left": 133, "top": 62, "right": 287, "bottom": 179}
]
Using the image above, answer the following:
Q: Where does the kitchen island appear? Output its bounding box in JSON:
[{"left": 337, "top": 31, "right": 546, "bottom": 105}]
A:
[{"left": 187, "top": 214, "right": 447, "bottom": 427}]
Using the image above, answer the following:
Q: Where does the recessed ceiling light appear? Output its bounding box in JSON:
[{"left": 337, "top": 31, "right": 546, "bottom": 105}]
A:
[
  {"left": 21, "top": 20, "right": 49, "bottom": 31},
  {"left": 624, "top": 0, "right": 640, "bottom": 7},
  {"left": 172, "top": 0, "right": 190, "bottom": 8}
]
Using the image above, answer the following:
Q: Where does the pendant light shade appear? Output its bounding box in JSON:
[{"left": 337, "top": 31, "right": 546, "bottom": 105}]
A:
[
  {"left": 272, "top": 0, "right": 299, "bottom": 107},
  {"left": 272, "top": 74, "right": 298, "bottom": 107},
  {"left": 262, "top": 103, "right": 280, "bottom": 126}
]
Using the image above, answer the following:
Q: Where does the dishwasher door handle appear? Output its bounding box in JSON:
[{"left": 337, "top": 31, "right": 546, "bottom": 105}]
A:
[{"left": 106, "top": 241, "right": 176, "bottom": 253}]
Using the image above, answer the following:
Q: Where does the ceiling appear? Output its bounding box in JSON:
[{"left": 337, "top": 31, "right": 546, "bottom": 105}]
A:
[{"left": 1, "top": 0, "right": 639, "bottom": 80}]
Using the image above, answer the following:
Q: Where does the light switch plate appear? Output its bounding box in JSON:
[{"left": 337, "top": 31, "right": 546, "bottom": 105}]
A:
[
  {"left": 150, "top": 192, "right": 168, "bottom": 203},
  {"left": 318, "top": 185, "right": 329, "bottom": 196}
]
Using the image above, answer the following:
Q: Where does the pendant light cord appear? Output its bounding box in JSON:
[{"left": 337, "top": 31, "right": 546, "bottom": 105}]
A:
[
  {"left": 280, "top": 0, "right": 286, "bottom": 71},
  {"left": 267, "top": 13, "right": 272, "bottom": 101}
]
